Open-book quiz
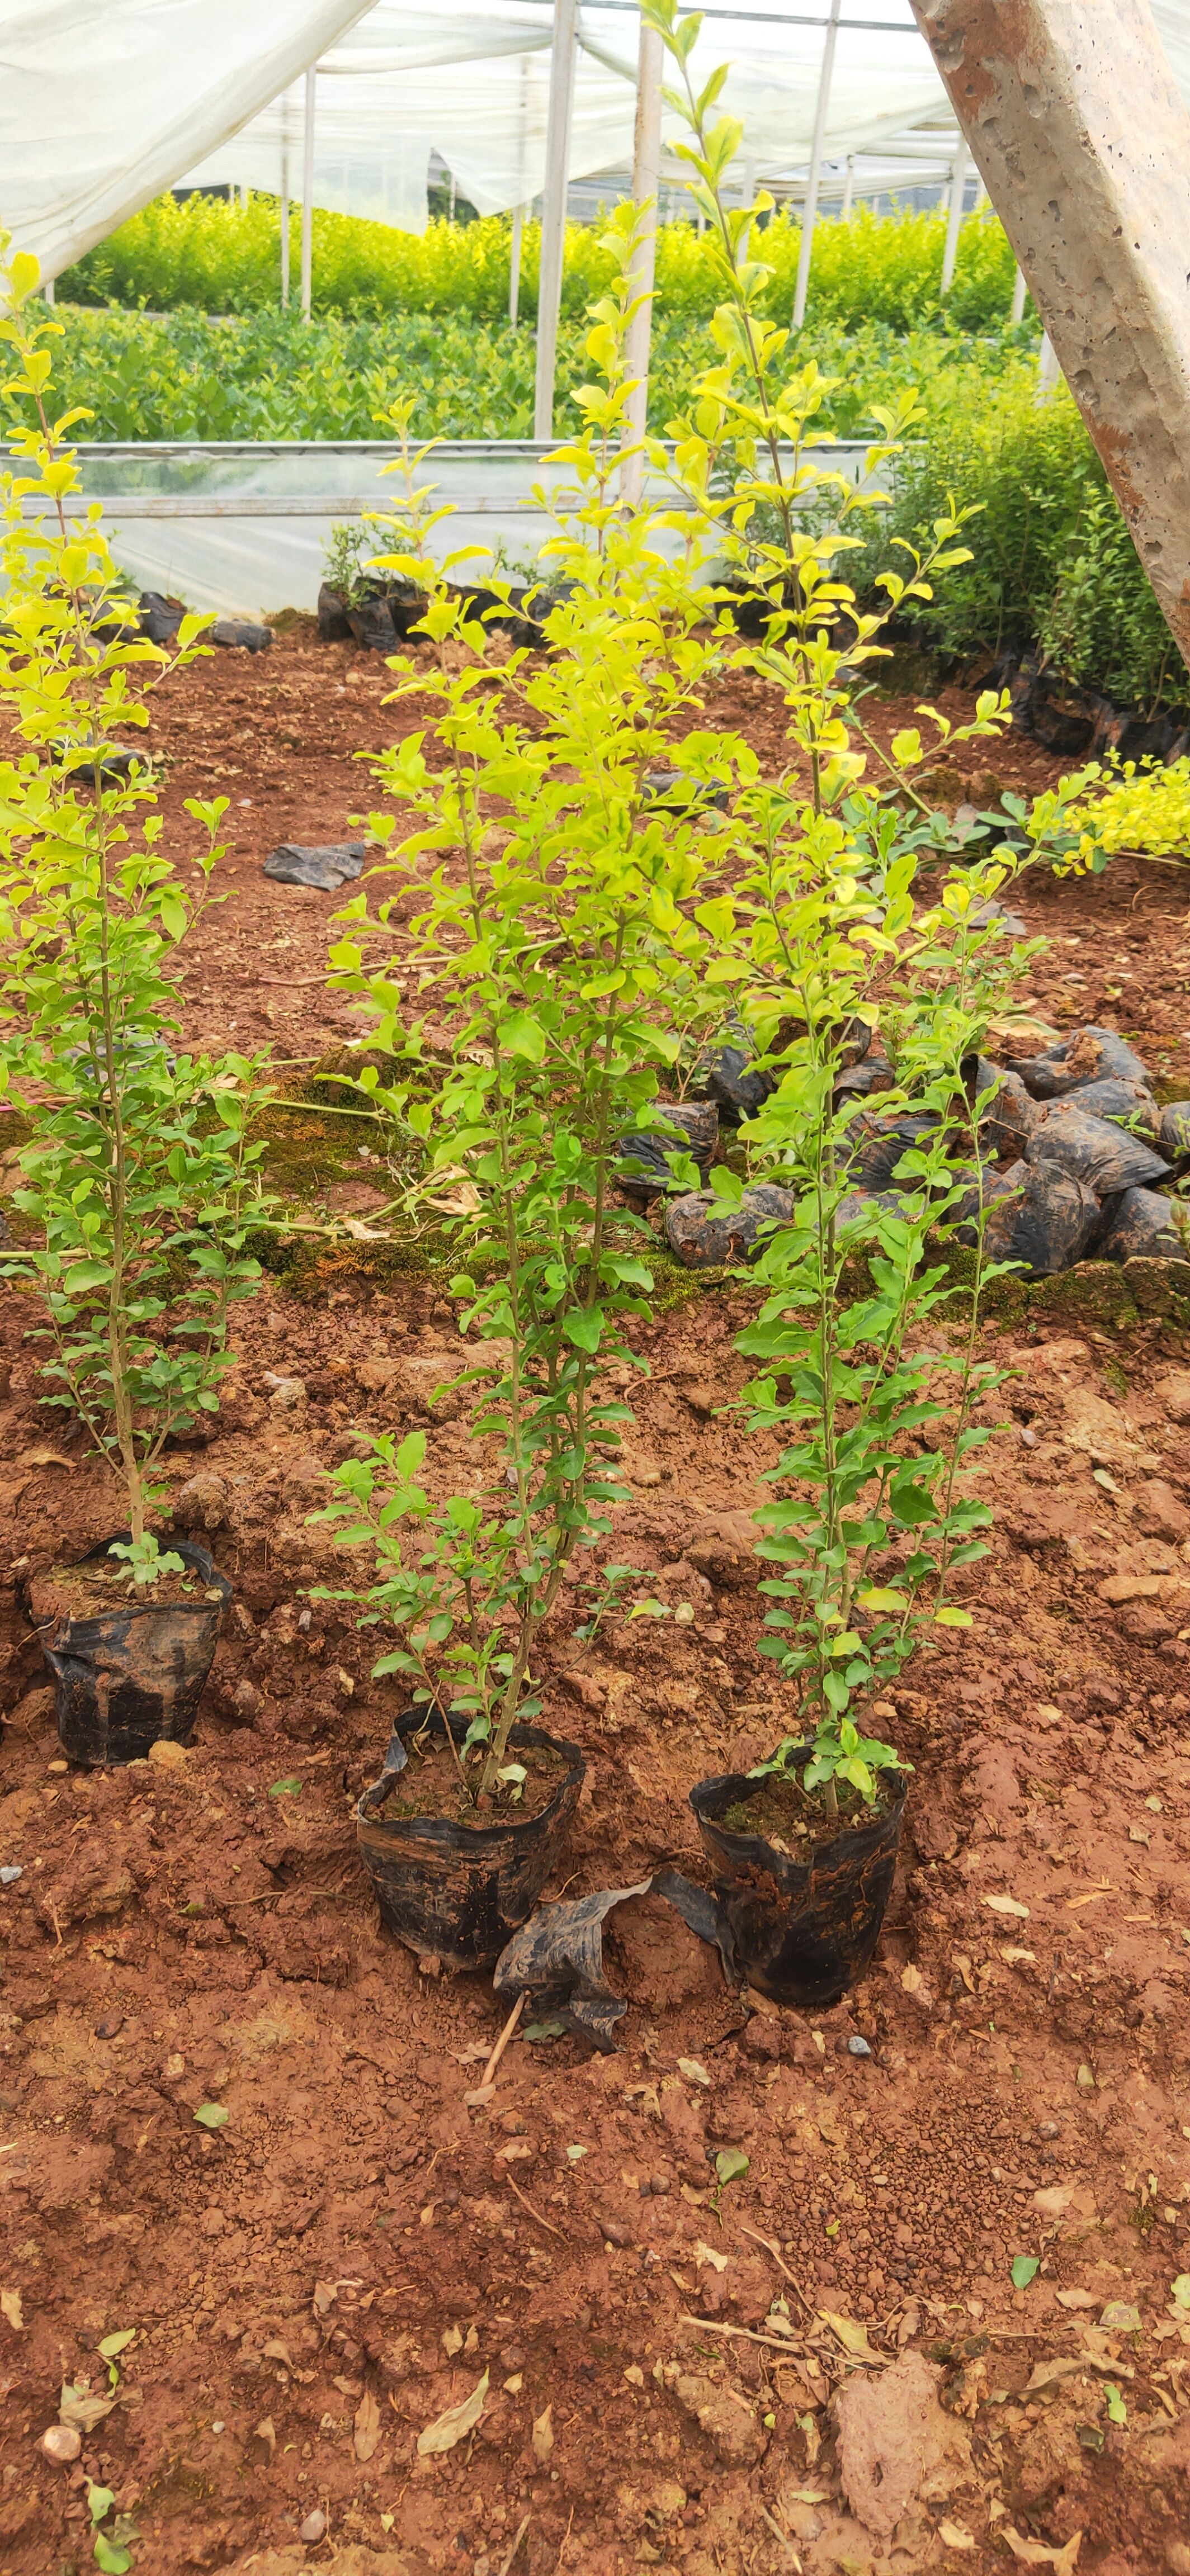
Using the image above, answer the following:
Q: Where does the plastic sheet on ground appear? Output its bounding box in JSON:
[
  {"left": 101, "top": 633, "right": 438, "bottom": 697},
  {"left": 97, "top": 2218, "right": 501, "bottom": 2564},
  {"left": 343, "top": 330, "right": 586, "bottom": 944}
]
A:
[{"left": 493, "top": 1867, "right": 735, "bottom": 2048}]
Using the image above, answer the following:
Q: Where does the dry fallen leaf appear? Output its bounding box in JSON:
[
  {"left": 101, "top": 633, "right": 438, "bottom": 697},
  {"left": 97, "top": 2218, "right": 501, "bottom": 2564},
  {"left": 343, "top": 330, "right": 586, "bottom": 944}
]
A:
[
  {"left": 417, "top": 2369, "right": 489, "bottom": 2457},
  {"left": 18, "top": 1446, "right": 73, "bottom": 1470},
  {"left": 262, "top": 2338, "right": 294, "bottom": 2370},
  {"left": 677, "top": 2058, "right": 711, "bottom": 2087},
  {"left": 1003, "top": 2529, "right": 1081, "bottom": 2573},
  {"left": 819, "top": 2310, "right": 882, "bottom": 2362},
  {"left": 938, "top": 2524, "right": 977, "bottom": 2555},
  {"left": 1022, "top": 2356, "right": 1085, "bottom": 2395},
  {"left": 694, "top": 2239, "right": 729, "bottom": 2272},
  {"left": 531, "top": 2403, "right": 554, "bottom": 2462},
  {"left": 58, "top": 2380, "right": 115, "bottom": 2433},
  {"left": 1055, "top": 2289, "right": 1098, "bottom": 2310},
  {"left": 984, "top": 1895, "right": 1030, "bottom": 1920},
  {"left": 353, "top": 2386, "right": 382, "bottom": 2463},
  {"left": 901, "top": 1964, "right": 923, "bottom": 1993},
  {"left": 1001, "top": 1945, "right": 1036, "bottom": 1966},
  {"left": 1, "top": 2289, "right": 23, "bottom": 2332}
]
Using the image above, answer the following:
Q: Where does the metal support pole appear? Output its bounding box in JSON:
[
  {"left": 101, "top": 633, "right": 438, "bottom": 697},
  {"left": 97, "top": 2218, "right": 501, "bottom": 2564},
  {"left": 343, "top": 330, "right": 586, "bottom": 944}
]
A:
[
  {"left": 1010, "top": 263, "right": 1027, "bottom": 324},
  {"left": 280, "top": 88, "right": 291, "bottom": 310},
  {"left": 841, "top": 151, "right": 854, "bottom": 220},
  {"left": 939, "top": 139, "right": 969, "bottom": 293},
  {"left": 1038, "top": 332, "right": 1060, "bottom": 391},
  {"left": 533, "top": 0, "right": 579, "bottom": 440},
  {"left": 621, "top": 15, "right": 664, "bottom": 507},
  {"left": 300, "top": 66, "right": 316, "bottom": 322},
  {"left": 792, "top": 0, "right": 843, "bottom": 329},
  {"left": 44, "top": 275, "right": 55, "bottom": 305},
  {"left": 509, "top": 204, "right": 524, "bottom": 326}
]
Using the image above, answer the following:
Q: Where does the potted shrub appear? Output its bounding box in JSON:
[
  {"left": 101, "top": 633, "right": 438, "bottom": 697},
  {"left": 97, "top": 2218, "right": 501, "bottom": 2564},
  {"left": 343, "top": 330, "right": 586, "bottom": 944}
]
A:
[
  {"left": 637, "top": 0, "right": 1098, "bottom": 2005},
  {"left": 0, "top": 253, "right": 275, "bottom": 1763},
  {"left": 310, "top": 211, "right": 755, "bottom": 1971}
]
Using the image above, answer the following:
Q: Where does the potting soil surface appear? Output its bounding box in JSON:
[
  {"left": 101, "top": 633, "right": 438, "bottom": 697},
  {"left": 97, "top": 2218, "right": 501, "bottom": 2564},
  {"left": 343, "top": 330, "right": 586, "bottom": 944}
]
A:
[{"left": 3, "top": 628, "right": 1190, "bottom": 2576}]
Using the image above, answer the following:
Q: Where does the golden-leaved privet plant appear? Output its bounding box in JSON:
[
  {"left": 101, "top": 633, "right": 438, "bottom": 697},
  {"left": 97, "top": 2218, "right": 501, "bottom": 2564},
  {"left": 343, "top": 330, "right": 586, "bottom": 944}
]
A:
[
  {"left": 637, "top": 0, "right": 1099, "bottom": 1808},
  {"left": 0, "top": 250, "right": 275, "bottom": 1581}
]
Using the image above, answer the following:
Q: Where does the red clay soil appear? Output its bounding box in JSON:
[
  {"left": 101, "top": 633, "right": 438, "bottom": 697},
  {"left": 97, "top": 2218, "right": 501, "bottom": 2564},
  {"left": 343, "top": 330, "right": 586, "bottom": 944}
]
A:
[{"left": 2, "top": 633, "right": 1190, "bottom": 2576}]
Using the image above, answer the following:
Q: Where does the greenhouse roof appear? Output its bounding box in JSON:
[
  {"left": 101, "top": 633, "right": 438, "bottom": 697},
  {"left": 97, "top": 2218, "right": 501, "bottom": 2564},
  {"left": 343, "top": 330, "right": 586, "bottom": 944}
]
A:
[{"left": 6, "top": 0, "right": 1190, "bottom": 271}]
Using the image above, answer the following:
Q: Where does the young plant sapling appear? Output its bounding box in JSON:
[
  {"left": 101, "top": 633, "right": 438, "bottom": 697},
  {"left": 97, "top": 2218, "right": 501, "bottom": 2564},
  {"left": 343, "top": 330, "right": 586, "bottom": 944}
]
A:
[
  {"left": 641, "top": 0, "right": 1101, "bottom": 1816},
  {"left": 0, "top": 252, "right": 275, "bottom": 1583},
  {"left": 313, "top": 227, "right": 743, "bottom": 1808}
]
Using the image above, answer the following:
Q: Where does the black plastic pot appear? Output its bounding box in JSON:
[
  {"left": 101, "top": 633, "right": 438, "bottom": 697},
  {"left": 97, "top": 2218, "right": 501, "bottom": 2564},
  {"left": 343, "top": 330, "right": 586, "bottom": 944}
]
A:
[
  {"left": 690, "top": 1752, "right": 905, "bottom": 2010},
  {"left": 356, "top": 1708, "right": 586, "bottom": 1972},
  {"left": 33, "top": 1535, "right": 230, "bottom": 1767}
]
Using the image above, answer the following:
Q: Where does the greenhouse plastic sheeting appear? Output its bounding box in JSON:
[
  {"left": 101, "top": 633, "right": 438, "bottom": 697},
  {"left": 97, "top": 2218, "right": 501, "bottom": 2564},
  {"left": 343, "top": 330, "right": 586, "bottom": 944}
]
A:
[
  {"left": 182, "top": 1, "right": 953, "bottom": 224},
  {"left": 0, "top": 0, "right": 372, "bottom": 280},
  {"left": 10, "top": 437, "right": 874, "bottom": 618}
]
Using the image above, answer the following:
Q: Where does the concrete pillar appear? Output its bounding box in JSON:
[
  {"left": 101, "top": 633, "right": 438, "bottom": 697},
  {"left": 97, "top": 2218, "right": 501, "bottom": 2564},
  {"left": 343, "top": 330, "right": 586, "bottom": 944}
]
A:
[{"left": 908, "top": 0, "right": 1190, "bottom": 671}]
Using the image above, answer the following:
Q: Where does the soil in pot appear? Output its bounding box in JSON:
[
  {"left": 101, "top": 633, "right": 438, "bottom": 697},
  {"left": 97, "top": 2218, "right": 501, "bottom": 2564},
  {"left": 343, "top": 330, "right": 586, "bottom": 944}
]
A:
[
  {"left": 30, "top": 1535, "right": 230, "bottom": 1768},
  {"left": 691, "top": 1752, "right": 905, "bottom": 2011},
  {"left": 356, "top": 1706, "right": 585, "bottom": 1973}
]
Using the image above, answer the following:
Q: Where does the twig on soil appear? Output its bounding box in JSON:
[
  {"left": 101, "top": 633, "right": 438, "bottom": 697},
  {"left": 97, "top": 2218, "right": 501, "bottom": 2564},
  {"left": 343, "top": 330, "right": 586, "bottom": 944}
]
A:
[
  {"left": 736, "top": 2223, "right": 815, "bottom": 2316},
  {"left": 498, "top": 2513, "right": 531, "bottom": 2576},
  {"left": 503, "top": 2174, "right": 568, "bottom": 2241},
  {"left": 680, "top": 2314, "right": 823, "bottom": 2355},
  {"left": 476, "top": 1991, "right": 525, "bottom": 2092},
  {"left": 759, "top": 2506, "right": 802, "bottom": 2569}
]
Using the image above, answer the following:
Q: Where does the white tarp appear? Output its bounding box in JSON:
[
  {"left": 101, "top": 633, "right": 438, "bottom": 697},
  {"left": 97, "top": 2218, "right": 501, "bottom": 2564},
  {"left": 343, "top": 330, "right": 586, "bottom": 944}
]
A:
[
  {"left": 6, "top": 0, "right": 1190, "bottom": 275},
  {"left": 182, "top": 1, "right": 954, "bottom": 225},
  {"left": 0, "top": 0, "right": 374, "bottom": 279}
]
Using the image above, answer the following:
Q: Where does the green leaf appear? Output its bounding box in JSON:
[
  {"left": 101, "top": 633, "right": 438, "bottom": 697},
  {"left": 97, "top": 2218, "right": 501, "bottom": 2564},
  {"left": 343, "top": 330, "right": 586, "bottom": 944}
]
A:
[
  {"left": 524, "top": 2019, "right": 566, "bottom": 2042},
  {"left": 97, "top": 2330, "right": 136, "bottom": 2362},
  {"left": 93, "top": 2538, "right": 133, "bottom": 2574},
  {"left": 563, "top": 1306, "right": 603, "bottom": 1354},
  {"left": 934, "top": 1606, "right": 973, "bottom": 1628},
  {"left": 88, "top": 2488, "right": 117, "bottom": 2527},
  {"left": 715, "top": 2147, "right": 749, "bottom": 2186},
  {"left": 1010, "top": 2255, "right": 1039, "bottom": 2290},
  {"left": 500, "top": 1011, "right": 546, "bottom": 1064},
  {"left": 268, "top": 1777, "right": 303, "bottom": 1797},
  {"left": 1172, "top": 2274, "right": 1190, "bottom": 2308},
  {"left": 194, "top": 2103, "right": 229, "bottom": 2131},
  {"left": 1104, "top": 2382, "right": 1127, "bottom": 2425}
]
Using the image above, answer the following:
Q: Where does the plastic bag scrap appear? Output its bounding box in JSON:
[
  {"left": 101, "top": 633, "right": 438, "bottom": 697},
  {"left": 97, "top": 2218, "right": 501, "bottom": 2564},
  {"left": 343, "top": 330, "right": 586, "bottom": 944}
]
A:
[
  {"left": 692, "top": 1018, "right": 777, "bottom": 1124},
  {"left": 1006, "top": 1025, "right": 1149, "bottom": 1100},
  {"left": 1024, "top": 1103, "right": 1171, "bottom": 1196},
  {"left": 846, "top": 1111, "right": 941, "bottom": 1192},
  {"left": 493, "top": 1868, "right": 736, "bottom": 2048},
  {"left": 835, "top": 1052, "right": 895, "bottom": 1104},
  {"left": 641, "top": 769, "right": 730, "bottom": 814},
  {"left": 1053, "top": 1075, "right": 1162, "bottom": 1142},
  {"left": 666, "top": 1182, "right": 794, "bottom": 1271},
  {"left": 615, "top": 1100, "right": 719, "bottom": 1203},
  {"left": 1160, "top": 1101, "right": 1190, "bottom": 1161},
  {"left": 982, "top": 1157, "right": 1101, "bottom": 1276},
  {"left": 263, "top": 842, "right": 369, "bottom": 889},
  {"left": 1098, "top": 1186, "right": 1187, "bottom": 1262},
  {"left": 211, "top": 618, "right": 271, "bottom": 653}
]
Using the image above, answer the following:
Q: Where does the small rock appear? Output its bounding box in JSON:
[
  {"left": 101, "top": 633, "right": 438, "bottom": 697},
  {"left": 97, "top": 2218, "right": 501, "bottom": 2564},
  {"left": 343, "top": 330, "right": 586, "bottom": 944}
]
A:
[
  {"left": 95, "top": 2014, "right": 124, "bottom": 2040},
  {"left": 1156, "top": 1368, "right": 1190, "bottom": 1424},
  {"left": 1076, "top": 2063, "right": 1096, "bottom": 2091},
  {"left": 357, "top": 1356, "right": 401, "bottom": 1391},
  {"left": 1134, "top": 1479, "right": 1190, "bottom": 1542},
  {"left": 148, "top": 1739, "right": 189, "bottom": 1770},
  {"left": 835, "top": 2349, "right": 974, "bottom": 2540},
  {"left": 673, "top": 2372, "right": 767, "bottom": 2467},
  {"left": 599, "top": 2216, "right": 634, "bottom": 2247},
  {"left": 847, "top": 2035, "right": 872, "bottom": 2057},
  {"left": 172, "top": 1471, "right": 230, "bottom": 1532},
  {"left": 212, "top": 618, "right": 272, "bottom": 652},
  {"left": 298, "top": 2508, "right": 327, "bottom": 2543},
  {"left": 0, "top": 1865, "right": 22, "bottom": 1887},
  {"left": 264, "top": 1374, "right": 306, "bottom": 1412},
  {"left": 232, "top": 1679, "right": 261, "bottom": 1722},
  {"left": 39, "top": 2424, "right": 81, "bottom": 2465}
]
